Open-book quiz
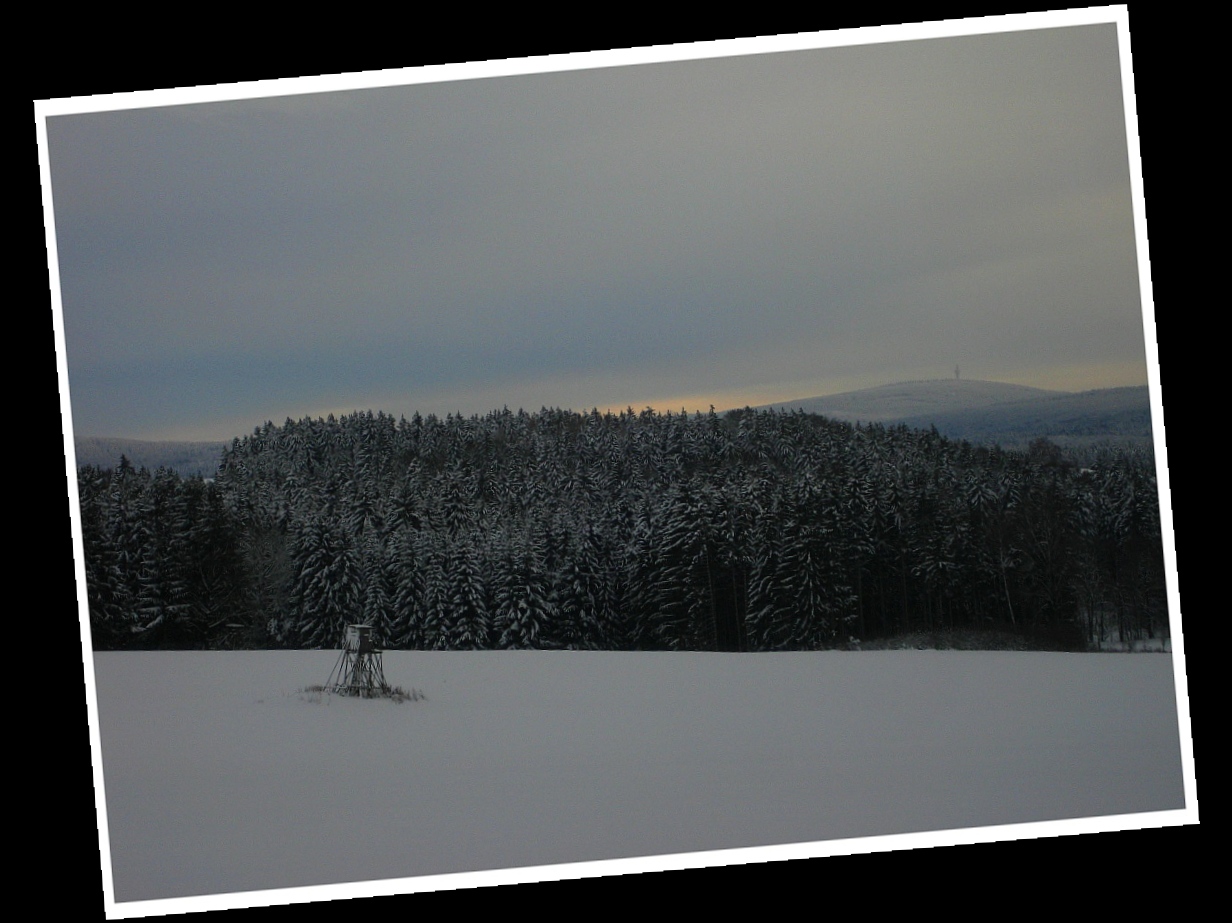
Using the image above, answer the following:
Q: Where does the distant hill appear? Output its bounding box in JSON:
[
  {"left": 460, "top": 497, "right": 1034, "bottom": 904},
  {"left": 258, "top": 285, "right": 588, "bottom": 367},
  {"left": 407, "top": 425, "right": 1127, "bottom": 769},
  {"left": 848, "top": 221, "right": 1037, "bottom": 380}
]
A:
[
  {"left": 74, "top": 437, "right": 228, "bottom": 477},
  {"left": 899, "top": 385, "right": 1154, "bottom": 448},
  {"left": 763, "top": 379, "right": 1062, "bottom": 421},
  {"left": 758, "top": 380, "right": 1154, "bottom": 448}
]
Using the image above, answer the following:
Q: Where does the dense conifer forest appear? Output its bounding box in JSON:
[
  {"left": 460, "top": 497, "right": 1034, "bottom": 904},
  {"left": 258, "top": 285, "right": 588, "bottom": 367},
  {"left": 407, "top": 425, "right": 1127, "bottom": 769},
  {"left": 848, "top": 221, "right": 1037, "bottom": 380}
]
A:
[{"left": 76, "top": 407, "right": 1168, "bottom": 651}]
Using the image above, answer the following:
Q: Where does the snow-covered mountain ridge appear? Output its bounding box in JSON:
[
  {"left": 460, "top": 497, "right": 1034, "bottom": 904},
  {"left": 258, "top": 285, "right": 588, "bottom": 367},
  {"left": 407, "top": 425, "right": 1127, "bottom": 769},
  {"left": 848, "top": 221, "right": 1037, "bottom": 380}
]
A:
[{"left": 758, "top": 380, "right": 1153, "bottom": 446}]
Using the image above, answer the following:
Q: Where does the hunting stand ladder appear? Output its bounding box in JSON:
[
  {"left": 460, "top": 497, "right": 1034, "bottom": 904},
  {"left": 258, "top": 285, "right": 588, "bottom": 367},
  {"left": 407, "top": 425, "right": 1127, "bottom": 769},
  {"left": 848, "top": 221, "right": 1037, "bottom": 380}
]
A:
[{"left": 325, "top": 624, "right": 391, "bottom": 697}]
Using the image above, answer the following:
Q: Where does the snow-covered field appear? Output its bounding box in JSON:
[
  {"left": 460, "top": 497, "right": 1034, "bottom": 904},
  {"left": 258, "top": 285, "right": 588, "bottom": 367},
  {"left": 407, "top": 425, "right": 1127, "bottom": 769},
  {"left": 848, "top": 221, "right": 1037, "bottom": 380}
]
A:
[{"left": 90, "top": 650, "right": 1189, "bottom": 911}]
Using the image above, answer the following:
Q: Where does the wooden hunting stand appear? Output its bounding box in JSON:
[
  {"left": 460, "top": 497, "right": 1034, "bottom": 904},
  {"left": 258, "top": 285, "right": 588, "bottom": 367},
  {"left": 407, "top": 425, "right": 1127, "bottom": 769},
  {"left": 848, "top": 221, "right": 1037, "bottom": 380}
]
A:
[{"left": 325, "top": 624, "right": 390, "bottom": 697}]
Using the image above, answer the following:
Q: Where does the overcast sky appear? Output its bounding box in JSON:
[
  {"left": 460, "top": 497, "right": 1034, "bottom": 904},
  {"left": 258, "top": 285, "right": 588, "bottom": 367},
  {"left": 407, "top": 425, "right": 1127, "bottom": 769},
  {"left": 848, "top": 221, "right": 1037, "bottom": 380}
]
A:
[{"left": 43, "top": 18, "right": 1151, "bottom": 442}]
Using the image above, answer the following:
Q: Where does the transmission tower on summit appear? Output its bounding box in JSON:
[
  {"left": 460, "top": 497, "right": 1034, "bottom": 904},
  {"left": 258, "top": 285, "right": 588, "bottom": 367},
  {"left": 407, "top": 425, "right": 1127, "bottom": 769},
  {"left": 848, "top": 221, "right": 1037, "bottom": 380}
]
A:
[{"left": 325, "top": 624, "right": 390, "bottom": 697}]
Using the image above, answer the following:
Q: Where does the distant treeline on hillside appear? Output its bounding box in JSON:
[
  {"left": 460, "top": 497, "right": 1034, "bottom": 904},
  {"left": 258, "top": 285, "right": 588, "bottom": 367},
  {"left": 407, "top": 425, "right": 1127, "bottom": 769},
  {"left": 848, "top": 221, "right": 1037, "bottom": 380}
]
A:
[
  {"left": 75, "top": 436, "right": 227, "bottom": 477},
  {"left": 76, "top": 407, "right": 1167, "bottom": 651},
  {"left": 901, "top": 386, "right": 1154, "bottom": 450}
]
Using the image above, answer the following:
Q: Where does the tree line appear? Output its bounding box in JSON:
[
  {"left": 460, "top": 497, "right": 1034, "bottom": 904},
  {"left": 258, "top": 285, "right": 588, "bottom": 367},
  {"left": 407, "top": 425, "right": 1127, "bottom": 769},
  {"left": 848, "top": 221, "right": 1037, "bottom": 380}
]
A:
[{"left": 76, "top": 406, "right": 1169, "bottom": 651}]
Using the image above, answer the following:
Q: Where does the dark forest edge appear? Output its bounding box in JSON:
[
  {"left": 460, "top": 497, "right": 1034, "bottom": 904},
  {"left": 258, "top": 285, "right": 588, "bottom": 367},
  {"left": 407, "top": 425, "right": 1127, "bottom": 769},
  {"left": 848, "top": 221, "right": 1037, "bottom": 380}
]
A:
[{"left": 75, "top": 406, "right": 1169, "bottom": 652}]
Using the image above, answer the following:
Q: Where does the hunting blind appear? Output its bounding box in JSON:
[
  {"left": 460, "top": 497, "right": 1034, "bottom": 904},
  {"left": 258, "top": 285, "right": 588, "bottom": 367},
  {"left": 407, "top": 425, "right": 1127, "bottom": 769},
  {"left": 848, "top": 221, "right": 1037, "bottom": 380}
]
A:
[{"left": 325, "top": 624, "right": 390, "bottom": 697}]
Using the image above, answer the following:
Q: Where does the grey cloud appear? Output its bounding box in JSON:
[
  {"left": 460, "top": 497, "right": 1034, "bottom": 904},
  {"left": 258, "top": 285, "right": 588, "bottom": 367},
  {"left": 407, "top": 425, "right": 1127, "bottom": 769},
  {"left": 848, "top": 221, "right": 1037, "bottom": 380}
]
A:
[{"left": 46, "top": 23, "right": 1147, "bottom": 439}]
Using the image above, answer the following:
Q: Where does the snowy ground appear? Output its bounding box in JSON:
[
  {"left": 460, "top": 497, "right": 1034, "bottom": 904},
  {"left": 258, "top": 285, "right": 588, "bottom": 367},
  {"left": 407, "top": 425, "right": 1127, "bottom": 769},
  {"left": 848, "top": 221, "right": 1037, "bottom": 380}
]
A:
[{"left": 90, "top": 650, "right": 1188, "bottom": 908}]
